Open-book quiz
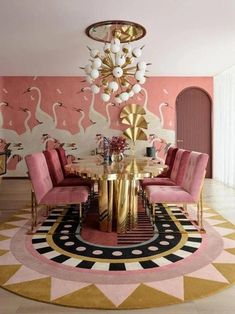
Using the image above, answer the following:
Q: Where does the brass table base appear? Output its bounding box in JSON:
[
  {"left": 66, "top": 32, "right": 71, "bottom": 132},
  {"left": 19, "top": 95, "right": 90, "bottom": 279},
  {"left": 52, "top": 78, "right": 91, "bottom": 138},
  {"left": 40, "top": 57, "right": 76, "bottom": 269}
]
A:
[{"left": 98, "top": 179, "right": 138, "bottom": 233}]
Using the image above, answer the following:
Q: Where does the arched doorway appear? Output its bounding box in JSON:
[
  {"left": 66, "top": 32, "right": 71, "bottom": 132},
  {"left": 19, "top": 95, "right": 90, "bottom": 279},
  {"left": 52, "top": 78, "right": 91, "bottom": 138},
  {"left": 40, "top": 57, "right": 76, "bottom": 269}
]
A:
[{"left": 176, "top": 87, "right": 212, "bottom": 178}]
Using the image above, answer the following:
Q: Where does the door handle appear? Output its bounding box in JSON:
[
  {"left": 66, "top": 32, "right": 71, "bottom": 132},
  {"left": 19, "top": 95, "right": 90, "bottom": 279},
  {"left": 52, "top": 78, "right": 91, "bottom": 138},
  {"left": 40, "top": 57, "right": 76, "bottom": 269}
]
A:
[{"left": 177, "top": 139, "right": 184, "bottom": 143}]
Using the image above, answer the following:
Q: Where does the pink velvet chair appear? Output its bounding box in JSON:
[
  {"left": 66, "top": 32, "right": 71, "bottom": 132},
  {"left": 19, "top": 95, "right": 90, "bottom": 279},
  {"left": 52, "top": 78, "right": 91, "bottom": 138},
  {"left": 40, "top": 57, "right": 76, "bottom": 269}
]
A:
[
  {"left": 56, "top": 147, "right": 72, "bottom": 177},
  {"left": 144, "top": 151, "right": 209, "bottom": 231},
  {"left": 157, "top": 147, "right": 178, "bottom": 178},
  {"left": 141, "top": 149, "right": 190, "bottom": 188},
  {"left": 43, "top": 149, "right": 93, "bottom": 189},
  {"left": 25, "top": 152, "right": 90, "bottom": 232}
]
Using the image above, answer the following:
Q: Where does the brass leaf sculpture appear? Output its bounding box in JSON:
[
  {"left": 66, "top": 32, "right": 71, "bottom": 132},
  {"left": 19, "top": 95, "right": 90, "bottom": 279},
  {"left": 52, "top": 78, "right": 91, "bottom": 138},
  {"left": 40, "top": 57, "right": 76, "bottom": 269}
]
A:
[
  {"left": 120, "top": 103, "right": 146, "bottom": 119},
  {"left": 124, "top": 127, "right": 148, "bottom": 141},
  {"left": 121, "top": 113, "right": 148, "bottom": 129},
  {"left": 120, "top": 103, "right": 148, "bottom": 144}
]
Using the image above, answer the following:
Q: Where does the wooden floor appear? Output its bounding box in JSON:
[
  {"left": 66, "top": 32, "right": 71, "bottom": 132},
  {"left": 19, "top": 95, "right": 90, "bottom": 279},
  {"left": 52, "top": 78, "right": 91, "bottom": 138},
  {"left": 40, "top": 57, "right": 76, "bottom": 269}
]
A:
[{"left": 0, "top": 178, "right": 235, "bottom": 314}]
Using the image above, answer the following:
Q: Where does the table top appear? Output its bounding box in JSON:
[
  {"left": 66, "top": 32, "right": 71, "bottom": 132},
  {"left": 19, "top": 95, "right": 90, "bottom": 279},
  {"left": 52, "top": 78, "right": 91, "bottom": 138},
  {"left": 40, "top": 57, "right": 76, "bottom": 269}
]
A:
[{"left": 65, "top": 156, "right": 167, "bottom": 180}]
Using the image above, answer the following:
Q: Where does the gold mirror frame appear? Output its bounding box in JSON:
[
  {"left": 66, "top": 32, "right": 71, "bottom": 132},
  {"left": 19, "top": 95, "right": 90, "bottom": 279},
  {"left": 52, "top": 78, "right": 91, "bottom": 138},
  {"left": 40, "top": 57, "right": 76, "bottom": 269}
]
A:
[{"left": 85, "top": 20, "right": 146, "bottom": 43}]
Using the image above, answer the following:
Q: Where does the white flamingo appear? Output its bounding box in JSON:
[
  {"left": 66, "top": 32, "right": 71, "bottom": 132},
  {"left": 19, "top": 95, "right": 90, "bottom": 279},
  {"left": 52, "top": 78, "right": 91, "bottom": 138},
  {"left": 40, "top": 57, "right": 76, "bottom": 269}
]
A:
[
  {"left": 72, "top": 108, "right": 85, "bottom": 135},
  {"left": 3, "top": 107, "right": 27, "bottom": 176},
  {"left": 49, "top": 102, "right": 73, "bottom": 143},
  {"left": 105, "top": 102, "right": 117, "bottom": 128},
  {"left": 20, "top": 107, "right": 32, "bottom": 135},
  {"left": 141, "top": 88, "right": 174, "bottom": 133},
  {"left": 52, "top": 102, "right": 62, "bottom": 127},
  {"left": 135, "top": 88, "right": 175, "bottom": 156},
  {"left": 0, "top": 107, "right": 23, "bottom": 147},
  {"left": 22, "top": 92, "right": 71, "bottom": 150},
  {"left": 141, "top": 87, "right": 162, "bottom": 128},
  {"left": 41, "top": 134, "right": 63, "bottom": 151},
  {"left": 72, "top": 89, "right": 120, "bottom": 156},
  {"left": 12, "top": 107, "right": 45, "bottom": 176},
  {"left": 21, "top": 101, "right": 69, "bottom": 147},
  {"left": 81, "top": 87, "right": 108, "bottom": 128},
  {"left": 24, "top": 87, "right": 53, "bottom": 125}
]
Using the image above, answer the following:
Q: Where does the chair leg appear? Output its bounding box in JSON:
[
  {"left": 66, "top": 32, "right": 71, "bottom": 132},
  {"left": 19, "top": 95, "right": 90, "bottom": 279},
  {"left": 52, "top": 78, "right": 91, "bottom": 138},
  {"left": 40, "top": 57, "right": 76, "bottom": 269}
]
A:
[
  {"left": 78, "top": 203, "right": 82, "bottom": 225},
  {"left": 31, "top": 190, "right": 34, "bottom": 232},
  {"left": 151, "top": 203, "right": 157, "bottom": 233},
  {"left": 199, "top": 192, "right": 204, "bottom": 231},
  {"left": 183, "top": 204, "right": 188, "bottom": 215},
  {"left": 46, "top": 205, "right": 50, "bottom": 217},
  {"left": 142, "top": 189, "right": 146, "bottom": 207},
  {"left": 31, "top": 190, "right": 37, "bottom": 233},
  {"left": 151, "top": 203, "right": 155, "bottom": 220},
  {"left": 197, "top": 193, "right": 205, "bottom": 233}
]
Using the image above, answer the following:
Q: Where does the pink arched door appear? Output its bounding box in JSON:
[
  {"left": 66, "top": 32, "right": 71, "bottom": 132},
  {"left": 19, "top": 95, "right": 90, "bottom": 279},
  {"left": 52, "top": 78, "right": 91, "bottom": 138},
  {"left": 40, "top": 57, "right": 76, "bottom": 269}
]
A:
[{"left": 176, "top": 87, "right": 212, "bottom": 178}]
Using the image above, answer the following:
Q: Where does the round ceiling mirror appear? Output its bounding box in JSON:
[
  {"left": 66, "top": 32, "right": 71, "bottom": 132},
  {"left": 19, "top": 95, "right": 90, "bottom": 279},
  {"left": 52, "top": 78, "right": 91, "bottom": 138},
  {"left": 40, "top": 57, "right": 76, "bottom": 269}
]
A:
[{"left": 85, "top": 20, "right": 146, "bottom": 43}]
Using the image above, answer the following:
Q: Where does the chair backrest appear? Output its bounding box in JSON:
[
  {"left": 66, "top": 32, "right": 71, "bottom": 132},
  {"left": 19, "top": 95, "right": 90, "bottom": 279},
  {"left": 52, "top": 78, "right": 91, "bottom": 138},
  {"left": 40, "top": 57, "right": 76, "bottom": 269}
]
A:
[
  {"left": 182, "top": 151, "right": 209, "bottom": 201},
  {"left": 170, "top": 149, "right": 190, "bottom": 185},
  {"left": 25, "top": 152, "right": 53, "bottom": 204},
  {"left": 56, "top": 147, "right": 68, "bottom": 176},
  {"left": 165, "top": 147, "right": 175, "bottom": 165},
  {"left": 43, "top": 149, "right": 64, "bottom": 186},
  {"left": 161, "top": 147, "right": 178, "bottom": 177}
]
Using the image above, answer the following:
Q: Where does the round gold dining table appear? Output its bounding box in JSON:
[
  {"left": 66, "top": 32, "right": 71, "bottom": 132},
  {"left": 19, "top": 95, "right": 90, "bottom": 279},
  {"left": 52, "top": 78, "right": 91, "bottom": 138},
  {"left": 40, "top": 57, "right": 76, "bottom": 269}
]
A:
[{"left": 65, "top": 156, "right": 166, "bottom": 233}]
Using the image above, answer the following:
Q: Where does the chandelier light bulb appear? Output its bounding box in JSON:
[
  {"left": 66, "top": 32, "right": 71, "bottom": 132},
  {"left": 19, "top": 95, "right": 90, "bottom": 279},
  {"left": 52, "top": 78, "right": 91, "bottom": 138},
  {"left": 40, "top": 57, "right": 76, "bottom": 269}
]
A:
[
  {"left": 92, "top": 58, "right": 102, "bottom": 69},
  {"left": 132, "top": 83, "right": 141, "bottom": 94},
  {"left": 104, "top": 43, "right": 111, "bottom": 53},
  {"left": 135, "top": 70, "right": 145, "bottom": 81},
  {"left": 111, "top": 37, "right": 121, "bottom": 46},
  {"left": 91, "top": 84, "right": 100, "bottom": 94},
  {"left": 128, "top": 90, "right": 134, "bottom": 98},
  {"left": 137, "top": 61, "right": 147, "bottom": 71},
  {"left": 101, "top": 93, "right": 111, "bottom": 102},
  {"left": 120, "top": 92, "right": 129, "bottom": 102},
  {"left": 132, "top": 47, "right": 142, "bottom": 58},
  {"left": 109, "top": 81, "right": 119, "bottom": 92},
  {"left": 86, "top": 76, "right": 93, "bottom": 84},
  {"left": 111, "top": 43, "right": 120, "bottom": 54},
  {"left": 90, "top": 69, "right": 99, "bottom": 79},
  {"left": 138, "top": 76, "right": 146, "bottom": 84},
  {"left": 84, "top": 64, "right": 92, "bottom": 74},
  {"left": 90, "top": 49, "right": 100, "bottom": 58},
  {"left": 115, "top": 54, "right": 126, "bottom": 66},
  {"left": 113, "top": 67, "right": 123, "bottom": 78}
]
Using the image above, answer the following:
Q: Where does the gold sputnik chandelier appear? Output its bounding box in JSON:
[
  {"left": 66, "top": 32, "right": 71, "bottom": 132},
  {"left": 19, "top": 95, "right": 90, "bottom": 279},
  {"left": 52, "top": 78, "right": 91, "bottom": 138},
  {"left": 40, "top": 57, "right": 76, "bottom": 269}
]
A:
[{"left": 81, "top": 20, "right": 149, "bottom": 104}]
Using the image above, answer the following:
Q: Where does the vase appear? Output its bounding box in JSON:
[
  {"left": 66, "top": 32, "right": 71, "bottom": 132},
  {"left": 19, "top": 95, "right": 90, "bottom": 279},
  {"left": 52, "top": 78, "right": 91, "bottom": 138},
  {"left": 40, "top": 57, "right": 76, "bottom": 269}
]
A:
[
  {"left": 111, "top": 152, "right": 124, "bottom": 162},
  {"left": 146, "top": 147, "right": 156, "bottom": 158}
]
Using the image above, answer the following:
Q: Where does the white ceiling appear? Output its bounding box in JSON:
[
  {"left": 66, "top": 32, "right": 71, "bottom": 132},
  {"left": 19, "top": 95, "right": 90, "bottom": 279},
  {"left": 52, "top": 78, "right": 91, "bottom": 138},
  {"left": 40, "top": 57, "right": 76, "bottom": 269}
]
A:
[{"left": 0, "top": 0, "right": 235, "bottom": 76}]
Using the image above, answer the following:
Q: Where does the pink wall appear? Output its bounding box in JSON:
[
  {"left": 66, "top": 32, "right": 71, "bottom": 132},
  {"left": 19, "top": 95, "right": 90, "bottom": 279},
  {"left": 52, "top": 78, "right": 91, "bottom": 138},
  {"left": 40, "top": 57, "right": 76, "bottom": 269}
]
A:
[{"left": 0, "top": 76, "right": 213, "bottom": 176}]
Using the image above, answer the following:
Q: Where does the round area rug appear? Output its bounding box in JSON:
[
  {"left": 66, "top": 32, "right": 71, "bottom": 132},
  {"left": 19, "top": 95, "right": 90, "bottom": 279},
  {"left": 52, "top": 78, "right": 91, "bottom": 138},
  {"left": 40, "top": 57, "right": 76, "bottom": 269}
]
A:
[{"left": 0, "top": 203, "right": 235, "bottom": 309}]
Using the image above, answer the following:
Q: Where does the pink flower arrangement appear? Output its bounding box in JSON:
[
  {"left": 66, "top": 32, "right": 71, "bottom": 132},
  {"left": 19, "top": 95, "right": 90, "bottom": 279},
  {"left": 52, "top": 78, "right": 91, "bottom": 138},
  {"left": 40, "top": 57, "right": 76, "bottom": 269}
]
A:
[{"left": 109, "top": 136, "right": 129, "bottom": 154}]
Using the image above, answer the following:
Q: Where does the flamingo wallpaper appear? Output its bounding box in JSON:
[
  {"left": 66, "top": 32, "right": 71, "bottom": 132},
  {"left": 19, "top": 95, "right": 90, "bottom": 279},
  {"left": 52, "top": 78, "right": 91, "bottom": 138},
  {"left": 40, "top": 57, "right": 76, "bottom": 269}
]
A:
[{"left": 0, "top": 76, "right": 213, "bottom": 177}]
